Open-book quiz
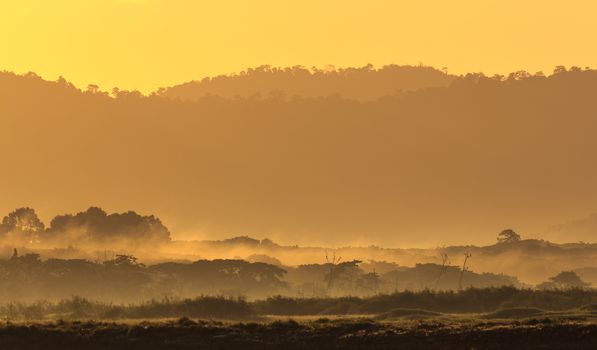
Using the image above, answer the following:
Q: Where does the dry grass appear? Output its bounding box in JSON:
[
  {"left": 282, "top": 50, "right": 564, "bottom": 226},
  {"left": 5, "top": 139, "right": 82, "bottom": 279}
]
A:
[{"left": 0, "top": 317, "right": 596, "bottom": 349}]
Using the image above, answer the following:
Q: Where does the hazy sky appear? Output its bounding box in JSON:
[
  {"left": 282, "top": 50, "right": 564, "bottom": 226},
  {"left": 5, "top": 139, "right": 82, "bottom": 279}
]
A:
[{"left": 1, "top": 0, "right": 595, "bottom": 92}]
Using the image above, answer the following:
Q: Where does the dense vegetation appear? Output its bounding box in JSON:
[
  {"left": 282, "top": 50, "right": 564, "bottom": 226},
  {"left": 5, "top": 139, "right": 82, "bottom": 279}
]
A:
[
  {"left": 254, "top": 287, "right": 597, "bottom": 316},
  {"left": 0, "top": 249, "right": 526, "bottom": 301},
  {"left": 2, "top": 206, "right": 596, "bottom": 300},
  {"left": 1, "top": 287, "right": 596, "bottom": 321},
  {"left": 0, "top": 207, "right": 170, "bottom": 248},
  {"left": 0, "top": 253, "right": 288, "bottom": 301}
]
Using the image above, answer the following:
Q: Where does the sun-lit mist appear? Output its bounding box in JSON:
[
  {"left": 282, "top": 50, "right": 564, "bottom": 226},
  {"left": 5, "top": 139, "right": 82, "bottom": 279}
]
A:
[{"left": 2, "top": 2, "right": 597, "bottom": 348}]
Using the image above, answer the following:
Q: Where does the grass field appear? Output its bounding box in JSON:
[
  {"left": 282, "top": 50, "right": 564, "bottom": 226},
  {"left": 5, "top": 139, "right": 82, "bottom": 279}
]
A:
[
  {"left": 1, "top": 317, "right": 596, "bottom": 349},
  {"left": 2, "top": 288, "right": 596, "bottom": 349}
]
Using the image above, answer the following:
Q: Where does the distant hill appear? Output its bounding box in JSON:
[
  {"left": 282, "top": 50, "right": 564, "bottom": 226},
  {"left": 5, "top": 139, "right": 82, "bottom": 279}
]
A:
[
  {"left": 2, "top": 66, "right": 597, "bottom": 247},
  {"left": 547, "top": 213, "right": 597, "bottom": 242},
  {"left": 155, "top": 65, "right": 454, "bottom": 101}
]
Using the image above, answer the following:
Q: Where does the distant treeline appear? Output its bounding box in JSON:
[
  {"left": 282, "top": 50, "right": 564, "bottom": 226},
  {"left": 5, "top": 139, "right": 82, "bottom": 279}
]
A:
[
  {"left": 156, "top": 64, "right": 454, "bottom": 101},
  {"left": 0, "top": 250, "right": 523, "bottom": 302},
  {"left": 2, "top": 287, "right": 596, "bottom": 320},
  {"left": 0, "top": 207, "right": 169, "bottom": 248},
  {"left": 2, "top": 206, "right": 597, "bottom": 298},
  {"left": 0, "top": 253, "right": 287, "bottom": 302}
]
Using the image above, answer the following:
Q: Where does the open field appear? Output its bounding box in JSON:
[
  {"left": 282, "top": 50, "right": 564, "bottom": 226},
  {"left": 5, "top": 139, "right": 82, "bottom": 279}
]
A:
[
  {"left": 1, "top": 317, "right": 596, "bottom": 350},
  {"left": 1, "top": 289, "right": 596, "bottom": 349},
  {"left": 2, "top": 287, "right": 596, "bottom": 321}
]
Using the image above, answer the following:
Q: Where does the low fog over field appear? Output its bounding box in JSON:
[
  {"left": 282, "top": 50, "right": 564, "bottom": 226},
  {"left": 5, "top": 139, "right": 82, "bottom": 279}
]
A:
[{"left": 0, "top": 206, "right": 594, "bottom": 302}]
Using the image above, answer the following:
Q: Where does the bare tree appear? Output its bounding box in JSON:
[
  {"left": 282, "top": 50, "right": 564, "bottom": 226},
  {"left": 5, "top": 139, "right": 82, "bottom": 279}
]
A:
[
  {"left": 458, "top": 253, "right": 472, "bottom": 291},
  {"left": 357, "top": 269, "right": 381, "bottom": 295},
  {"left": 433, "top": 253, "right": 450, "bottom": 290},
  {"left": 325, "top": 251, "right": 342, "bottom": 291}
]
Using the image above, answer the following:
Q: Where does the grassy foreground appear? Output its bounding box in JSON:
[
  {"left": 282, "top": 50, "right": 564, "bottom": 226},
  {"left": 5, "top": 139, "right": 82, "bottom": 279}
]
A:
[
  {"left": 2, "top": 287, "right": 597, "bottom": 320},
  {"left": 1, "top": 318, "right": 596, "bottom": 350},
  {"left": 2, "top": 288, "right": 596, "bottom": 349}
]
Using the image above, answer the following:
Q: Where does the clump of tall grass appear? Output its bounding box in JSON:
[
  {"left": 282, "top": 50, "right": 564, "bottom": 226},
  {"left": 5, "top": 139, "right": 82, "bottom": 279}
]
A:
[
  {"left": 0, "top": 295, "right": 253, "bottom": 321},
  {"left": 1, "top": 287, "right": 595, "bottom": 320}
]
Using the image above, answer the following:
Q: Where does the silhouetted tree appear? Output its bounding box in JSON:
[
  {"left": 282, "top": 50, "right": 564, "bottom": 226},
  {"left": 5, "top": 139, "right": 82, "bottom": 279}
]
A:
[
  {"left": 553, "top": 65, "right": 567, "bottom": 75},
  {"left": 458, "top": 253, "right": 472, "bottom": 291},
  {"left": 86, "top": 84, "right": 100, "bottom": 94},
  {"left": 103, "top": 254, "right": 145, "bottom": 268},
  {"left": 1, "top": 208, "right": 45, "bottom": 234},
  {"left": 356, "top": 270, "right": 380, "bottom": 294},
  {"left": 46, "top": 207, "right": 171, "bottom": 246},
  {"left": 537, "top": 271, "right": 590, "bottom": 290},
  {"left": 324, "top": 259, "right": 361, "bottom": 293},
  {"left": 433, "top": 253, "right": 449, "bottom": 290},
  {"left": 0, "top": 208, "right": 45, "bottom": 244},
  {"left": 497, "top": 229, "right": 521, "bottom": 244}
]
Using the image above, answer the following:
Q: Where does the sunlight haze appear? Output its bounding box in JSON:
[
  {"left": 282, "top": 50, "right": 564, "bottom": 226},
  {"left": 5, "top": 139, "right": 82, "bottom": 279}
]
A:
[{"left": 2, "top": 2, "right": 597, "bottom": 347}]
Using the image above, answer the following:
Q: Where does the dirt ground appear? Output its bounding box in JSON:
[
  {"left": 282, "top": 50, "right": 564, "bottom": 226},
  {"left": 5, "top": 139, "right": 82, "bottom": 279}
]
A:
[{"left": 1, "top": 317, "right": 596, "bottom": 350}]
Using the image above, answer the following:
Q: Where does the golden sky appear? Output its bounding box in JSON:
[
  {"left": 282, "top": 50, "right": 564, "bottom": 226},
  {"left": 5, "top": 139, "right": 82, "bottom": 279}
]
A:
[{"left": 1, "top": 0, "right": 595, "bottom": 92}]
